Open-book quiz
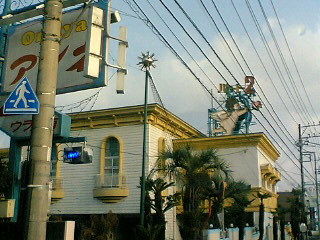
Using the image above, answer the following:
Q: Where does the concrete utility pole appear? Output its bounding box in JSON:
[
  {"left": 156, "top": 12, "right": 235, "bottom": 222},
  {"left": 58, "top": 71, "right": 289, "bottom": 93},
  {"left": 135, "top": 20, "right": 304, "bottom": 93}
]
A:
[
  {"left": 298, "top": 124, "right": 306, "bottom": 206},
  {"left": 25, "top": 0, "right": 62, "bottom": 239},
  {"left": 313, "top": 153, "right": 320, "bottom": 230}
]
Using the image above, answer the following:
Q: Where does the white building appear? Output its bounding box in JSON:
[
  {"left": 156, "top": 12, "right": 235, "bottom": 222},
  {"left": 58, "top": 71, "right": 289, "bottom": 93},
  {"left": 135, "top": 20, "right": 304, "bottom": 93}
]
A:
[
  {"left": 0, "top": 104, "right": 281, "bottom": 238},
  {"left": 50, "top": 103, "right": 203, "bottom": 239},
  {"left": 173, "top": 133, "right": 281, "bottom": 229}
]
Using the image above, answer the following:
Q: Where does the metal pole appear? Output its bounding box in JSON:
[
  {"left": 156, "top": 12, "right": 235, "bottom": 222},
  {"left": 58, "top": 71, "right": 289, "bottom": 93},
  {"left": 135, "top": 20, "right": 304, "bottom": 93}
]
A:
[
  {"left": 138, "top": 52, "right": 156, "bottom": 226},
  {"left": 139, "top": 69, "right": 149, "bottom": 226},
  {"left": 25, "top": 0, "right": 62, "bottom": 239},
  {"left": 8, "top": 138, "right": 22, "bottom": 222}
]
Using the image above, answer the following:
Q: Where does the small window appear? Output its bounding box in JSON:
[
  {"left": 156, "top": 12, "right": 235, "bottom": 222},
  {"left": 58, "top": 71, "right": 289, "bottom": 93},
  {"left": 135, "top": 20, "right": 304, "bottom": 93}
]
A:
[
  {"left": 158, "top": 138, "right": 166, "bottom": 154},
  {"left": 105, "top": 137, "right": 120, "bottom": 187}
]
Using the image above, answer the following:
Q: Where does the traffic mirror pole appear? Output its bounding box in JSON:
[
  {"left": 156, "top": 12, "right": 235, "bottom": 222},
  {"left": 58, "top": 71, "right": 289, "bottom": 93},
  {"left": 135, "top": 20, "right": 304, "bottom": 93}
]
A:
[{"left": 25, "top": 0, "right": 62, "bottom": 239}]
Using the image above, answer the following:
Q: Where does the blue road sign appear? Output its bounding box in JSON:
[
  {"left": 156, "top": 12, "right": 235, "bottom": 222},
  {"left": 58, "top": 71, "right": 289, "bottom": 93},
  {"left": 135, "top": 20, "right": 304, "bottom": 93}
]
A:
[{"left": 3, "top": 77, "right": 39, "bottom": 114}]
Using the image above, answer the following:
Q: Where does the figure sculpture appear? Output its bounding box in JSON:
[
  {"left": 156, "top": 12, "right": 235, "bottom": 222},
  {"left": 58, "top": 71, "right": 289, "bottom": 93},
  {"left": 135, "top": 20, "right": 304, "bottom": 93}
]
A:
[{"left": 211, "top": 103, "right": 248, "bottom": 135}]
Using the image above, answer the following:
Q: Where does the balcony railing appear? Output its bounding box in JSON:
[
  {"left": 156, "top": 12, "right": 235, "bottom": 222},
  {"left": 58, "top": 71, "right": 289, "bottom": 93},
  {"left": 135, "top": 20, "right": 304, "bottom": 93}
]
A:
[
  {"left": 93, "top": 174, "right": 129, "bottom": 203},
  {"left": 94, "top": 174, "right": 127, "bottom": 188}
]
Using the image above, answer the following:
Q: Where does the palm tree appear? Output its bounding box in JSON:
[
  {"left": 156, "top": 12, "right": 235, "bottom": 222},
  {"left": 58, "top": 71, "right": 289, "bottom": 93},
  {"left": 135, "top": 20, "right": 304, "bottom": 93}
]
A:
[
  {"left": 276, "top": 206, "right": 288, "bottom": 240},
  {"left": 159, "top": 146, "right": 231, "bottom": 212},
  {"left": 158, "top": 146, "right": 231, "bottom": 240},
  {"left": 205, "top": 178, "right": 252, "bottom": 240},
  {"left": 224, "top": 180, "right": 252, "bottom": 240},
  {"left": 203, "top": 175, "right": 228, "bottom": 229},
  {"left": 138, "top": 174, "right": 180, "bottom": 240},
  {"left": 256, "top": 192, "right": 271, "bottom": 240},
  {"left": 287, "top": 188, "right": 306, "bottom": 240}
]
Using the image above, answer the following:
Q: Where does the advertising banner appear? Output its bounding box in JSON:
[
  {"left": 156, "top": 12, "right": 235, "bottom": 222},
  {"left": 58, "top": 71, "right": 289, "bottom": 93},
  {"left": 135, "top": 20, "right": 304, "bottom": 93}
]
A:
[{"left": 1, "top": 6, "right": 105, "bottom": 95}]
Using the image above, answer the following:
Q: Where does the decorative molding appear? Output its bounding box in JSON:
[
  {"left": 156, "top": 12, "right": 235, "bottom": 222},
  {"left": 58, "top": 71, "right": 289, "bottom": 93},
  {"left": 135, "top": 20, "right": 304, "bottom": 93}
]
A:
[
  {"left": 93, "top": 187, "right": 129, "bottom": 203},
  {"left": 69, "top": 104, "right": 204, "bottom": 139},
  {"left": 246, "top": 187, "right": 278, "bottom": 212},
  {"left": 261, "top": 164, "right": 281, "bottom": 187},
  {"left": 173, "top": 133, "right": 280, "bottom": 161}
]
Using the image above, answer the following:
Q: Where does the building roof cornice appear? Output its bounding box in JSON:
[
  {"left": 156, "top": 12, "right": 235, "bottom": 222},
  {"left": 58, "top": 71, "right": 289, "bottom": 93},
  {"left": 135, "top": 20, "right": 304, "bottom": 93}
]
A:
[
  {"left": 69, "top": 104, "right": 204, "bottom": 139},
  {"left": 173, "top": 133, "right": 280, "bottom": 161}
]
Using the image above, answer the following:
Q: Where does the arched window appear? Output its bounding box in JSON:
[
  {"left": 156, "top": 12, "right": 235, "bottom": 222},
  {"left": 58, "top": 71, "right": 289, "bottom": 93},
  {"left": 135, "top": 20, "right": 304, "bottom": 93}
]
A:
[{"left": 105, "top": 137, "right": 120, "bottom": 187}]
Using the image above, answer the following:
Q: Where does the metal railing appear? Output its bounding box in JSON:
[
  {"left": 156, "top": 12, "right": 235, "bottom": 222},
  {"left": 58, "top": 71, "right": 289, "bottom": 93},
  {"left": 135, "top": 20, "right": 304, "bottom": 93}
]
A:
[{"left": 94, "top": 174, "right": 127, "bottom": 188}]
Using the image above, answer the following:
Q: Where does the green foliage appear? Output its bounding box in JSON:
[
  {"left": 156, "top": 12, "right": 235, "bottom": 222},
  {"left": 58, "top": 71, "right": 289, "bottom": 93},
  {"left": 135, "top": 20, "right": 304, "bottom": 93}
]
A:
[
  {"left": 287, "top": 188, "right": 307, "bottom": 240},
  {"left": 178, "top": 210, "right": 206, "bottom": 240},
  {"left": 158, "top": 146, "right": 232, "bottom": 239},
  {"left": 0, "top": 159, "right": 12, "bottom": 199},
  {"left": 158, "top": 146, "right": 231, "bottom": 213},
  {"left": 225, "top": 181, "right": 252, "bottom": 240},
  {"left": 80, "top": 212, "right": 119, "bottom": 240},
  {"left": 257, "top": 192, "right": 272, "bottom": 201},
  {"left": 139, "top": 174, "right": 181, "bottom": 240},
  {"left": 135, "top": 223, "right": 163, "bottom": 240},
  {"left": 211, "top": 180, "right": 252, "bottom": 240}
]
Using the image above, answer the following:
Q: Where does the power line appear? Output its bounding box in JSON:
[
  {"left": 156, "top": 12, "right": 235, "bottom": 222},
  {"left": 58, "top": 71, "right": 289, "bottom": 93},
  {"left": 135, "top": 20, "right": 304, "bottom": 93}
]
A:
[
  {"left": 163, "top": 0, "right": 315, "bottom": 181},
  {"left": 269, "top": 0, "right": 319, "bottom": 122},
  {"left": 244, "top": 0, "right": 307, "bottom": 124},
  {"left": 256, "top": 0, "right": 315, "bottom": 125},
  {"left": 251, "top": 0, "right": 320, "bottom": 172},
  {"left": 229, "top": 0, "right": 318, "bottom": 183},
  {"left": 123, "top": 0, "right": 312, "bottom": 184},
  {"left": 143, "top": 0, "right": 228, "bottom": 104},
  {"left": 229, "top": 0, "right": 299, "bottom": 124},
  {"left": 170, "top": 0, "right": 299, "bottom": 154},
  {"left": 199, "top": 0, "right": 296, "bottom": 145},
  {"left": 122, "top": 0, "right": 228, "bottom": 112}
]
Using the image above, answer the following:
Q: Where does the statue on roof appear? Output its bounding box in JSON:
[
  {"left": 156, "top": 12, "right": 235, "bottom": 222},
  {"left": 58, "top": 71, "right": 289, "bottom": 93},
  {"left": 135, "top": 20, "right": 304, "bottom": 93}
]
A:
[{"left": 208, "top": 76, "right": 262, "bottom": 136}]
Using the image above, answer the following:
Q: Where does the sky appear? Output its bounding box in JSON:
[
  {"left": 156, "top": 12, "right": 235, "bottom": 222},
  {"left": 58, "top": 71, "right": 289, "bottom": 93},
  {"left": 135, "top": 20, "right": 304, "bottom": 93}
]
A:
[{"left": 1, "top": 0, "right": 320, "bottom": 191}]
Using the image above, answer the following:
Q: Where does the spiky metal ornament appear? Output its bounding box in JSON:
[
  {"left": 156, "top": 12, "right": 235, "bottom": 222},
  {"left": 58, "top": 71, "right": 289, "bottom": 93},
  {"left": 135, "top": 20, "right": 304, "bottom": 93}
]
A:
[{"left": 138, "top": 52, "right": 157, "bottom": 70}]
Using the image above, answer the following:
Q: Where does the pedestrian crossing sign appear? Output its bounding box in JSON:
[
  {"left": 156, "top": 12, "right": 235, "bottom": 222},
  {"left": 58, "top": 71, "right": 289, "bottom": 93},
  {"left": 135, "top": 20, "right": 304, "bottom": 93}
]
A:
[{"left": 3, "top": 77, "right": 39, "bottom": 114}]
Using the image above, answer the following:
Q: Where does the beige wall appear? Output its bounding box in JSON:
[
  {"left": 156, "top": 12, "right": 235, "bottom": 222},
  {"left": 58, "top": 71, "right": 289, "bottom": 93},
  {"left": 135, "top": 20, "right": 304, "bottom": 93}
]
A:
[{"left": 216, "top": 147, "right": 261, "bottom": 187}]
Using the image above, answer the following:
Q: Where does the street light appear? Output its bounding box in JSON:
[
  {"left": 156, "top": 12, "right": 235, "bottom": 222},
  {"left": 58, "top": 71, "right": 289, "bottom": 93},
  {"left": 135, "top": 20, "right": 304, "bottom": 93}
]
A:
[{"left": 138, "top": 52, "right": 157, "bottom": 226}]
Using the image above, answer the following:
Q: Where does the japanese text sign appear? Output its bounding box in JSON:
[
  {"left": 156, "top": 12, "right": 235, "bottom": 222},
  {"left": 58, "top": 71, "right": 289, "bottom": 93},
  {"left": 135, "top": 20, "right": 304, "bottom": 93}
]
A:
[
  {"left": 1, "top": 6, "right": 105, "bottom": 95},
  {"left": 0, "top": 110, "right": 71, "bottom": 139}
]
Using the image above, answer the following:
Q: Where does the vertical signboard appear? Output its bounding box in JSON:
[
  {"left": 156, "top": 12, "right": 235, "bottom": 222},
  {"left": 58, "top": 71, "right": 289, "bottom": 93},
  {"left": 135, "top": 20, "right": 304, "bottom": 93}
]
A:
[{"left": 1, "top": 6, "right": 105, "bottom": 95}]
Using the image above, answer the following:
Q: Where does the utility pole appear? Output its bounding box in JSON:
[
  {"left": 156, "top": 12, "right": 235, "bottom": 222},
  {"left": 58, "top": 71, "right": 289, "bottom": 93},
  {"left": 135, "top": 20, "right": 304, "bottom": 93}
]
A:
[
  {"left": 298, "top": 124, "right": 306, "bottom": 206},
  {"left": 137, "top": 52, "right": 156, "bottom": 226},
  {"left": 25, "top": 0, "right": 62, "bottom": 239},
  {"left": 299, "top": 123, "right": 320, "bottom": 229},
  {"left": 313, "top": 154, "right": 320, "bottom": 230}
]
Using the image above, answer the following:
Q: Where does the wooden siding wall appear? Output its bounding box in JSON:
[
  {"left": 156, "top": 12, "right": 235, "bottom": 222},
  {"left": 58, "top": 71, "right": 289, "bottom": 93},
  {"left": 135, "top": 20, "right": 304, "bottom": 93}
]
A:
[
  {"left": 148, "top": 125, "right": 180, "bottom": 240},
  {"left": 50, "top": 125, "right": 146, "bottom": 214}
]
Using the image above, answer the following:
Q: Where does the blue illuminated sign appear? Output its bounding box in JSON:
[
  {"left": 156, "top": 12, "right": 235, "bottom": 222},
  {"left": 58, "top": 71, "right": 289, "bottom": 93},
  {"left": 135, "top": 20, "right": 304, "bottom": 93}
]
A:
[
  {"left": 63, "top": 146, "right": 92, "bottom": 164},
  {"left": 66, "top": 151, "right": 81, "bottom": 159},
  {"left": 63, "top": 146, "right": 83, "bottom": 164}
]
